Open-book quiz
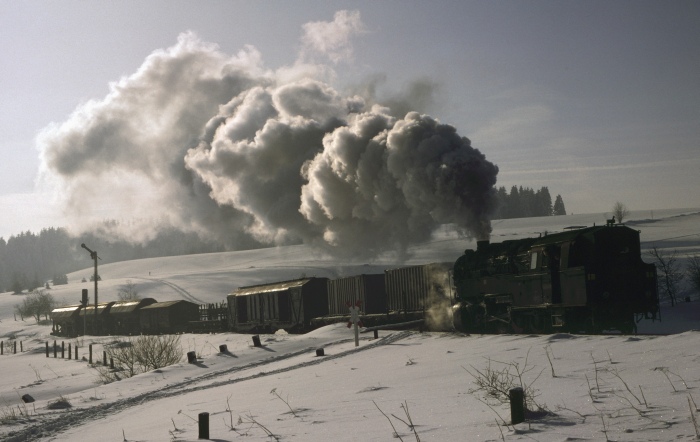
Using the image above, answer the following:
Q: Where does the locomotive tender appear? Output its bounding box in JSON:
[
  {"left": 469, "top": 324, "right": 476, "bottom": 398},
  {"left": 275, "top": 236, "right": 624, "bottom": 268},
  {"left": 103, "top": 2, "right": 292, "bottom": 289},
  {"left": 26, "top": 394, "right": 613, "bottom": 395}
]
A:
[{"left": 452, "top": 224, "right": 659, "bottom": 334}]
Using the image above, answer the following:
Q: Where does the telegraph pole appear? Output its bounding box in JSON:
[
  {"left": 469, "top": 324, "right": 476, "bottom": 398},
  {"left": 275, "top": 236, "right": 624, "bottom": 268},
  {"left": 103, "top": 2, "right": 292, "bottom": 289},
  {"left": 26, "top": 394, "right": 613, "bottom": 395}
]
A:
[{"left": 80, "top": 243, "right": 100, "bottom": 332}]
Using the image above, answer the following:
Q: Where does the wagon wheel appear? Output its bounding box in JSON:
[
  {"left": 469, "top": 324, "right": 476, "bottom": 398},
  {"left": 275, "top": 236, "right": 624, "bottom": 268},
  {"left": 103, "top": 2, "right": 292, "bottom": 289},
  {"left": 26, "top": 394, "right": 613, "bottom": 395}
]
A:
[{"left": 527, "top": 314, "right": 547, "bottom": 334}]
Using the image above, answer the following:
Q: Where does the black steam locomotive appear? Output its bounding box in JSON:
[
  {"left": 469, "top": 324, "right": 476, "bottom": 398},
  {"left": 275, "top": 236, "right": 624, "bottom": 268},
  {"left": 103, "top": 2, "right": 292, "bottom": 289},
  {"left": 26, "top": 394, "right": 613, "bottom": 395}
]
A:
[{"left": 452, "top": 224, "right": 659, "bottom": 334}]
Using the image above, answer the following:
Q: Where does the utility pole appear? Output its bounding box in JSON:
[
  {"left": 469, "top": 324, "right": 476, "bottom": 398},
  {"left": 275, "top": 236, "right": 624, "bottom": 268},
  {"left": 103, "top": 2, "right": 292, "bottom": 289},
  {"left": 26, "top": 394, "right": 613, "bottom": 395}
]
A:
[{"left": 81, "top": 243, "right": 100, "bottom": 333}]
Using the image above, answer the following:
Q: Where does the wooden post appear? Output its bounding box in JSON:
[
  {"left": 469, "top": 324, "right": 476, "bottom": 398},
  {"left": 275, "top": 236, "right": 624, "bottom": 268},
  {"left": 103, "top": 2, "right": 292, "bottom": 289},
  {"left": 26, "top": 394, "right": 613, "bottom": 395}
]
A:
[
  {"left": 110, "top": 358, "right": 114, "bottom": 369},
  {"left": 252, "top": 335, "right": 262, "bottom": 347},
  {"left": 75, "top": 345, "right": 79, "bottom": 360},
  {"left": 373, "top": 329, "right": 379, "bottom": 339},
  {"left": 68, "top": 343, "right": 72, "bottom": 360},
  {"left": 14, "top": 341, "right": 17, "bottom": 354},
  {"left": 198, "top": 412, "right": 210, "bottom": 439},
  {"left": 61, "top": 341, "right": 65, "bottom": 359},
  {"left": 89, "top": 344, "right": 93, "bottom": 364},
  {"left": 316, "top": 348, "right": 325, "bottom": 356},
  {"left": 1, "top": 341, "right": 3, "bottom": 355},
  {"left": 103, "top": 350, "right": 107, "bottom": 366},
  {"left": 54, "top": 340, "right": 57, "bottom": 358},
  {"left": 187, "top": 351, "right": 197, "bottom": 363},
  {"left": 509, "top": 387, "right": 525, "bottom": 425},
  {"left": 46, "top": 342, "right": 49, "bottom": 358},
  {"left": 20, "top": 341, "right": 23, "bottom": 352}
]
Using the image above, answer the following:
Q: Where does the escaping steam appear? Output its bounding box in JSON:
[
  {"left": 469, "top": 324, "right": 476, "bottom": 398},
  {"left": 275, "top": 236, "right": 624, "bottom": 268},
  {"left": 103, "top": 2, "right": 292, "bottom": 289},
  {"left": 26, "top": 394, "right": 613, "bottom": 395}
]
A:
[{"left": 37, "top": 12, "right": 498, "bottom": 259}]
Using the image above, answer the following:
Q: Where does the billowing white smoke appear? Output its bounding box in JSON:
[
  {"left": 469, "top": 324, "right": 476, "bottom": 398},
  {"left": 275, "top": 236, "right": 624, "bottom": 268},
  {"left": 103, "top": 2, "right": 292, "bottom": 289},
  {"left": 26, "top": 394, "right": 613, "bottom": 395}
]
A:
[{"left": 37, "top": 13, "right": 498, "bottom": 259}]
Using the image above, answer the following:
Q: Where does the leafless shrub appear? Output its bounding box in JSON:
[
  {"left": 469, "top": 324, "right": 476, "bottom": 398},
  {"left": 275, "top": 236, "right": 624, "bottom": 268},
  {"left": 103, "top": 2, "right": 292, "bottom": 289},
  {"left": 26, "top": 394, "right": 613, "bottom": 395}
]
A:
[
  {"left": 688, "top": 255, "right": 700, "bottom": 301},
  {"left": 47, "top": 395, "right": 72, "bottom": 410},
  {"left": 95, "top": 335, "right": 182, "bottom": 383},
  {"left": 464, "top": 349, "right": 546, "bottom": 412},
  {"left": 648, "top": 247, "right": 684, "bottom": 306}
]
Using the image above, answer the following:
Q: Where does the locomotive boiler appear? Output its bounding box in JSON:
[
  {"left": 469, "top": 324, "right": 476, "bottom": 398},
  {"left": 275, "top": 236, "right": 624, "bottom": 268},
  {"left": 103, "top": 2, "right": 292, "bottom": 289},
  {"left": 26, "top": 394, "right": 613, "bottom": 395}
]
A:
[{"left": 452, "top": 224, "right": 659, "bottom": 334}]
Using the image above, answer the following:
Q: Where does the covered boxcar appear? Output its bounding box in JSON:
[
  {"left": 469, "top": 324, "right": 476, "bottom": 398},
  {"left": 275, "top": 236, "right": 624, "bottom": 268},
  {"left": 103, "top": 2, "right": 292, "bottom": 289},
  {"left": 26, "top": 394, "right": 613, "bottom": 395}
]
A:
[
  {"left": 327, "top": 274, "right": 386, "bottom": 316},
  {"left": 139, "top": 300, "right": 200, "bottom": 334},
  {"left": 107, "top": 298, "right": 157, "bottom": 335},
  {"left": 50, "top": 305, "right": 83, "bottom": 337},
  {"left": 228, "top": 277, "right": 329, "bottom": 332},
  {"left": 79, "top": 302, "right": 115, "bottom": 335},
  {"left": 384, "top": 263, "right": 453, "bottom": 314}
]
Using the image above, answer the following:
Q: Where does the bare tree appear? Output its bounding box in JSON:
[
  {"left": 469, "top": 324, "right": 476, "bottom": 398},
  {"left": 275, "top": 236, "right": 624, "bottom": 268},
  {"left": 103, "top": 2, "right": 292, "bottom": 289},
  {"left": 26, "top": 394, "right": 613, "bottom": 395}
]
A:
[
  {"left": 14, "top": 289, "right": 57, "bottom": 323},
  {"left": 687, "top": 255, "right": 700, "bottom": 301},
  {"left": 648, "top": 247, "right": 684, "bottom": 306},
  {"left": 117, "top": 280, "right": 140, "bottom": 301},
  {"left": 612, "top": 202, "right": 629, "bottom": 224}
]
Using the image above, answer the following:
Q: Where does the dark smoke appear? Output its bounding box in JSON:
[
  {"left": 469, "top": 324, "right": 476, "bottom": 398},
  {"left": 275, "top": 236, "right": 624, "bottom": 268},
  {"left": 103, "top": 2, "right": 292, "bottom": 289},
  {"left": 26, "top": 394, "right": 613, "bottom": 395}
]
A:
[{"left": 38, "top": 15, "right": 498, "bottom": 260}]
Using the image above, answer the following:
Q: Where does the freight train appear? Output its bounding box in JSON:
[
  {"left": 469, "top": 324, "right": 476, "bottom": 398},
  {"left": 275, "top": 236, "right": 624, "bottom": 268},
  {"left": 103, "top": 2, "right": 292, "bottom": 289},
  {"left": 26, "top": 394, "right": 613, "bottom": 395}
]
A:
[
  {"left": 451, "top": 224, "right": 659, "bottom": 334},
  {"left": 52, "top": 224, "right": 658, "bottom": 336}
]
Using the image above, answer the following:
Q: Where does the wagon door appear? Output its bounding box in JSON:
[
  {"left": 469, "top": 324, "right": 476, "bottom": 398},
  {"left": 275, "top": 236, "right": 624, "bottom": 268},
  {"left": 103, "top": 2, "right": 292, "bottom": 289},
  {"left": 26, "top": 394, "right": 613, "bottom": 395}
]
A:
[
  {"left": 289, "top": 287, "right": 303, "bottom": 325},
  {"left": 278, "top": 291, "right": 291, "bottom": 322}
]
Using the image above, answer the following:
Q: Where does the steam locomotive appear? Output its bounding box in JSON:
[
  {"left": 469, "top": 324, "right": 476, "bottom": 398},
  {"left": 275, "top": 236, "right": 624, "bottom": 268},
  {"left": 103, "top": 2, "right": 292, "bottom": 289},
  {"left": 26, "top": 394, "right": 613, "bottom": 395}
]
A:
[{"left": 451, "top": 224, "right": 659, "bottom": 334}]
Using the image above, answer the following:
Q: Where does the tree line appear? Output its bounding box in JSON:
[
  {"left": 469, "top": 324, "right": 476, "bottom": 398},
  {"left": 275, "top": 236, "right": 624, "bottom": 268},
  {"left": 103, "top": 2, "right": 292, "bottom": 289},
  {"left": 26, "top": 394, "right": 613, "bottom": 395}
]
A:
[
  {"left": 492, "top": 186, "right": 566, "bottom": 219},
  {"left": 0, "top": 226, "right": 224, "bottom": 294}
]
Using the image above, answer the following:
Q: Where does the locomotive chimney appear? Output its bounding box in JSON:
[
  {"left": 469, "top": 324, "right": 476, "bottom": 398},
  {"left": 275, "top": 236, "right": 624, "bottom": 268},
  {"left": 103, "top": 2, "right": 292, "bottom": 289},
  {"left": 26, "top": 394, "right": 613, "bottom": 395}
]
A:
[{"left": 476, "top": 240, "right": 489, "bottom": 252}]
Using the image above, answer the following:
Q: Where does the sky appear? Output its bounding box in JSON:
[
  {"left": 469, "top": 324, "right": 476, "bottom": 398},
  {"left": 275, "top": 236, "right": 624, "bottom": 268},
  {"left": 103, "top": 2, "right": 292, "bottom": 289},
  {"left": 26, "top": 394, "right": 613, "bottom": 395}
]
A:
[{"left": 1, "top": 1, "right": 699, "bottom": 241}]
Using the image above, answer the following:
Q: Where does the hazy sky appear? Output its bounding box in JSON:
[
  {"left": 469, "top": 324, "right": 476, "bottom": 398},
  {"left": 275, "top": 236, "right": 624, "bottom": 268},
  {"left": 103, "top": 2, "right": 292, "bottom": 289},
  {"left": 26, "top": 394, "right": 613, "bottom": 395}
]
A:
[{"left": 1, "top": 1, "right": 699, "bottom": 240}]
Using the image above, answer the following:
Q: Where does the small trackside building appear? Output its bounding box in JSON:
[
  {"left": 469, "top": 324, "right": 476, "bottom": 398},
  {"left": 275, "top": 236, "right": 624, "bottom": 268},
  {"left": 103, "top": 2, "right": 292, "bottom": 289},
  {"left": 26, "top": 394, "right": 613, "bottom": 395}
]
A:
[{"left": 227, "top": 277, "right": 329, "bottom": 333}]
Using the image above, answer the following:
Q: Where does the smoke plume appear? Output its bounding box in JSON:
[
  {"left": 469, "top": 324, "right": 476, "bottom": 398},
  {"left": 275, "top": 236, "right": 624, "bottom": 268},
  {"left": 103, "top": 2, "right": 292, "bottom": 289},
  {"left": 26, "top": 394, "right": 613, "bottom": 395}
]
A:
[{"left": 38, "top": 12, "right": 498, "bottom": 259}]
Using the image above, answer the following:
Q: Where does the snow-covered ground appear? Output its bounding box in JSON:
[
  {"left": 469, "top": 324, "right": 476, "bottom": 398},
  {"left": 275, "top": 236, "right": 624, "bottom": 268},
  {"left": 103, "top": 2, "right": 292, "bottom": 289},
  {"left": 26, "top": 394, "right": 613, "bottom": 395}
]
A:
[{"left": 1, "top": 209, "right": 699, "bottom": 441}]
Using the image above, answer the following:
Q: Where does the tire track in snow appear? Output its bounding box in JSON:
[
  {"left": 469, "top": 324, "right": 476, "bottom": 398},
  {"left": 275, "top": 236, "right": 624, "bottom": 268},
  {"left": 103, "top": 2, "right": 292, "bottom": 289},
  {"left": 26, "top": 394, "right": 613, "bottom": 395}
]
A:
[{"left": 4, "top": 331, "right": 412, "bottom": 441}]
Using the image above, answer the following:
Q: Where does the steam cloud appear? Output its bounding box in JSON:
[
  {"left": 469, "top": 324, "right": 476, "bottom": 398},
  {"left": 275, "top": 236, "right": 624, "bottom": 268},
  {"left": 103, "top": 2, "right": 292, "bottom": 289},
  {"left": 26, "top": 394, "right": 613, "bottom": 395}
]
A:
[{"left": 38, "top": 12, "right": 498, "bottom": 259}]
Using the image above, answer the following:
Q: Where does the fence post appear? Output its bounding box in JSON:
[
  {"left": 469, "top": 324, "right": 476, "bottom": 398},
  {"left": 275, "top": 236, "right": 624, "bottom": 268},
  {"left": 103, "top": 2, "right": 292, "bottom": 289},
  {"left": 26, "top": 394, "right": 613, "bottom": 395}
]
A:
[
  {"left": 54, "top": 340, "right": 57, "bottom": 358},
  {"left": 61, "top": 341, "right": 65, "bottom": 359},
  {"left": 68, "top": 343, "right": 72, "bottom": 360},
  {"left": 89, "top": 344, "right": 93, "bottom": 364},
  {"left": 103, "top": 351, "right": 107, "bottom": 366},
  {"left": 46, "top": 342, "right": 49, "bottom": 358},
  {"left": 198, "top": 412, "right": 210, "bottom": 439},
  {"left": 1, "top": 341, "right": 3, "bottom": 355},
  {"left": 75, "top": 345, "right": 79, "bottom": 360},
  {"left": 252, "top": 335, "right": 262, "bottom": 347},
  {"left": 14, "top": 341, "right": 17, "bottom": 354},
  {"left": 20, "top": 341, "right": 23, "bottom": 352},
  {"left": 509, "top": 387, "right": 525, "bottom": 425}
]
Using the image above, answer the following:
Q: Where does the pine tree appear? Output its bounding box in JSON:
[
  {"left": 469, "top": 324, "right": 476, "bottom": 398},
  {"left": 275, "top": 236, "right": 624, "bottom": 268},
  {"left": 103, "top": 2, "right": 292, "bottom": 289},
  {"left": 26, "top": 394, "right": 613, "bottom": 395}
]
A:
[{"left": 553, "top": 195, "right": 566, "bottom": 215}]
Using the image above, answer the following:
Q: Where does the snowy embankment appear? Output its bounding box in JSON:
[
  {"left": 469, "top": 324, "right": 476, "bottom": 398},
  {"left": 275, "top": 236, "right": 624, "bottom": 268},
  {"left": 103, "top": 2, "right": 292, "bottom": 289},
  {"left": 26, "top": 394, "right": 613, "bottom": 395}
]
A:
[{"left": 0, "top": 208, "right": 699, "bottom": 441}]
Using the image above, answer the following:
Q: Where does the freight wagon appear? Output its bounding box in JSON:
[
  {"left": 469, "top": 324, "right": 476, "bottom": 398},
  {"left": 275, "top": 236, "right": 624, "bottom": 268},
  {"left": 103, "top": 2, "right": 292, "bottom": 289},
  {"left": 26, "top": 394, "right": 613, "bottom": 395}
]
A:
[{"left": 227, "top": 277, "right": 329, "bottom": 332}]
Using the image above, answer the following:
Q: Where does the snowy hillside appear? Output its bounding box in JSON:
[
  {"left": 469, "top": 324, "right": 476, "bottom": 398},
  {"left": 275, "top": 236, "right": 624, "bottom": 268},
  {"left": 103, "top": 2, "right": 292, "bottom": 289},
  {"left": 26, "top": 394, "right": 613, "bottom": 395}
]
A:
[{"left": 1, "top": 209, "right": 699, "bottom": 441}]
